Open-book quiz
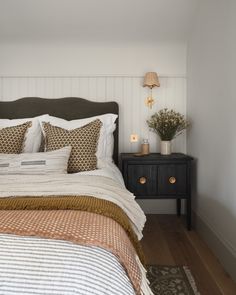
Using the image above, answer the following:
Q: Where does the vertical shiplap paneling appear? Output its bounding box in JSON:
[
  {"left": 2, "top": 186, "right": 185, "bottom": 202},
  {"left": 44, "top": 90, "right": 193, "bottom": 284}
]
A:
[
  {"left": 113, "top": 77, "right": 124, "bottom": 152},
  {"left": 70, "top": 77, "right": 79, "bottom": 97},
  {"left": 172, "top": 77, "right": 187, "bottom": 153},
  {"left": 0, "top": 75, "right": 186, "bottom": 153},
  {"left": 53, "top": 77, "right": 64, "bottom": 98},
  {"left": 122, "top": 77, "right": 132, "bottom": 152},
  {"left": 96, "top": 77, "right": 106, "bottom": 102},
  {"left": 35, "top": 77, "right": 46, "bottom": 98},
  {"left": 106, "top": 77, "right": 115, "bottom": 102},
  {"left": 131, "top": 77, "right": 141, "bottom": 153},
  {"left": 87, "top": 77, "right": 96, "bottom": 101},
  {"left": 0, "top": 77, "right": 2, "bottom": 100},
  {"left": 78, "top": 77, "right": 89, "bottom": 99}
]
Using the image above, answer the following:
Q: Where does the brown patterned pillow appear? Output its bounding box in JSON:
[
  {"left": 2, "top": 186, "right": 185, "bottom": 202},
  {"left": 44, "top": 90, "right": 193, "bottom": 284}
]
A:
[
  {"left": 43, "top": 119, "right": 102, "bottom": 173},
  {"left": 0, "top": 122, "right": 32, "bottom": 154}
]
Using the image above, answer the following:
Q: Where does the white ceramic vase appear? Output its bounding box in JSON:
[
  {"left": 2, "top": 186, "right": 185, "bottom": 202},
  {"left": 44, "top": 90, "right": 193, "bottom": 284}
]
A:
[{"left": 160, "top": 141, "right": 171, "bottom": 155}]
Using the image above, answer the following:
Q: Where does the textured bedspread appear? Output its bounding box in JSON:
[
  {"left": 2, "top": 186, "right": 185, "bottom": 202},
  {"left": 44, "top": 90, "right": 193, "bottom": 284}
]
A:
[
  {"left": 0, "top": 195, "right": 144, "bottom": 263},
  {"left": 0, "top": 174, "right": 146, "bottom": 240}
]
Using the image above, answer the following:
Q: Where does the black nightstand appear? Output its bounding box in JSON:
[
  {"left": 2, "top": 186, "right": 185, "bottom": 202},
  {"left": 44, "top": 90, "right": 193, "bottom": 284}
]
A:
[{"left": 120, "top": 153, "right": 193, "bottom": 230}]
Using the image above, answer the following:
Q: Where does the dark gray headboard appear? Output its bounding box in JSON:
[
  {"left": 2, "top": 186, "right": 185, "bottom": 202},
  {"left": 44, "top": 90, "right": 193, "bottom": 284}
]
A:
[{"left": 0, "top": 97, "right": 119, "bottom": 164}]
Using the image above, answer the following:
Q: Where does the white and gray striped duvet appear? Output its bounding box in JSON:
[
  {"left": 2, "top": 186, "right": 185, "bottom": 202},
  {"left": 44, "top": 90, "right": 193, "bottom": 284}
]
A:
[{"left": 0, "top": 234, "right": 135, "bottom": 295}]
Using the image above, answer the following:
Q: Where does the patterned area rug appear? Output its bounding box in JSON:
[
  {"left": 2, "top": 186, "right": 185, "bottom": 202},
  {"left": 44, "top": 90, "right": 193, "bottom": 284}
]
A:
[{"left": 147, "top": 265, "right": 200, "bottom": 295}]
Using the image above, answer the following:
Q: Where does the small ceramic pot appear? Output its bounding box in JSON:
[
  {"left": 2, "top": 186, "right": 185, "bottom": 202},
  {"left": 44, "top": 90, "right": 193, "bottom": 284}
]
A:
[{"left": 160, "top": 141, "right": 171, "bottom": 155}]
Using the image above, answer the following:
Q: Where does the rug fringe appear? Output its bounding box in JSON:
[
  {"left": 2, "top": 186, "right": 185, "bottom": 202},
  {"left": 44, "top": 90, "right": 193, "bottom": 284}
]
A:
[
  {"left": 183, "top": 266, "right": 201, "bottom": 295},
  {"left": 136, "top": 255, "right": 154, "bottom": 295}
]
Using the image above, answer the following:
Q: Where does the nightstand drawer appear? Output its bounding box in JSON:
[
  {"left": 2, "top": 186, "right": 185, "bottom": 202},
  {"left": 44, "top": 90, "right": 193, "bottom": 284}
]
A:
[
  {"left": 158, "top": 164, "right": 187, "bottom": 195},
  {"left": 127, "top": 165, "right": 157, "bottom": 196}
]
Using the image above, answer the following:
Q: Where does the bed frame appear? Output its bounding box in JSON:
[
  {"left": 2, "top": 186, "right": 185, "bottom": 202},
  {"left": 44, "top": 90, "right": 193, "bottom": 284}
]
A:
[{"left": 0, "top": 97, "right": 119, "bottom": 164}]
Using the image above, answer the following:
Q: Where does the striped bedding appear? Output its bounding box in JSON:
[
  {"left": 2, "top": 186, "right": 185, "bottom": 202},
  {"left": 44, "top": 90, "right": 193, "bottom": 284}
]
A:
[
  {"left": 0, "top": 174, "right": 152, "bottom": 295},
  {"left": 0, "top": 234, "right": 135, "bottom": 295}
]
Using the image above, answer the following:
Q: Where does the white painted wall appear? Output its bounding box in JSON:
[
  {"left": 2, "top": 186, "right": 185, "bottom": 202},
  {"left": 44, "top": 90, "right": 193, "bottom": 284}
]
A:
[
  {"left": 187, "top": 0, "right": 236, "bottom": 273},
  {"left": 0, "top": 42, "right": 186, "bottom": 76},
  {"left": 0, "top": 41, "right": 187, "bottom": 214}
]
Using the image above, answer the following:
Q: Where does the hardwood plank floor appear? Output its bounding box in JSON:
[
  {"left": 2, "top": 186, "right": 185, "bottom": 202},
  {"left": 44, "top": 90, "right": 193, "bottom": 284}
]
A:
[{"left": 141, "top": 215, "right": 236, "bottom": 295}]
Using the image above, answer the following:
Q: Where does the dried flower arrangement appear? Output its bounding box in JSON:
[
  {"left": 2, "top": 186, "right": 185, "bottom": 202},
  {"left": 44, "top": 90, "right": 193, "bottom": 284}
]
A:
[{"left": 147, "top": 108, "right": 189, "bottom": 141}]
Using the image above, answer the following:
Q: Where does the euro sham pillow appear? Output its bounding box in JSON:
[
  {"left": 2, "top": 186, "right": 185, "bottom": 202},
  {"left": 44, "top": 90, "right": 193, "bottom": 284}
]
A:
[
  {"left": 0, "top": 146, "right": 71, "bottom": 175},
  {"left": 39, "top": 113, "right": 117, "bottom": 167},
  {"left": 43, "top": 119, "right": 102, "bottom": 173},
  {"left": 0, "top": 122, "right": 32, "bottom": 154},
  {"left": 0, "top": 115, "right": 48, "bottom": 153}
]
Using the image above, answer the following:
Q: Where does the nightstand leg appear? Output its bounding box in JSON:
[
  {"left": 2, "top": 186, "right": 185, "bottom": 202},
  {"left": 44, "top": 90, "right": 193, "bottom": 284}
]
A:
[
  {"left": 186, "top": 198, "right": 191, "bottom": 230},
  {"left": 176, "top": 199, "right": 181, "bottom": 216}
]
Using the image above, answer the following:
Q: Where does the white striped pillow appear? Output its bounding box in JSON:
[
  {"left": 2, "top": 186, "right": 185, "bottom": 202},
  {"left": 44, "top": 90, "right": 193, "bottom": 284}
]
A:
[{"left": 0, "top": 146, "right": 71, "bottom": 175}]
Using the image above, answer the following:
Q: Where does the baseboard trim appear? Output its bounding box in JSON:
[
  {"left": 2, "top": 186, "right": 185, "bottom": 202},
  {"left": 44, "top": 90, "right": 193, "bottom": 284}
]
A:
[
  {"left": 193, "top": 211, "right": 236, "bottom": 282},
  {"left": 137, "top": 199, "right": 186, "bottom": 214}
]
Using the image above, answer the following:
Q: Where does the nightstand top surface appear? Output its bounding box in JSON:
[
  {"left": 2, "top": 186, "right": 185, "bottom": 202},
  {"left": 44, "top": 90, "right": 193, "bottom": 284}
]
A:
[{"left": 120, "top": 153, "right": 193, "bottom": 161}]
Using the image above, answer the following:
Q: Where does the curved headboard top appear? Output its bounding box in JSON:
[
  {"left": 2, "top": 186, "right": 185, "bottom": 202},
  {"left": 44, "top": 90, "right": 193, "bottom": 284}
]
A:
[{"left": 0, "top": 97, "right": 119, "bottom": 164}]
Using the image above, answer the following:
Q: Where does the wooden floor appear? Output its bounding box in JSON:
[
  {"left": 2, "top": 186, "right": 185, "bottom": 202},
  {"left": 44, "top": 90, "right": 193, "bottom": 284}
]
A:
[{"left": 141, "top": 215, "right": 236, "bottom": 295}]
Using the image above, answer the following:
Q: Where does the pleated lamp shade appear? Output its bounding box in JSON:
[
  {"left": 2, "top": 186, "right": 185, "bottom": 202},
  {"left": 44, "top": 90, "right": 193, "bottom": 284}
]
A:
[{"left": 143, "top": 72, "right": 160, "bottom": 88}]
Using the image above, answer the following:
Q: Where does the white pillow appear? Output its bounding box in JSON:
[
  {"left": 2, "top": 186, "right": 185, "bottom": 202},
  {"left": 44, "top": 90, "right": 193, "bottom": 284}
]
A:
[
  {"left": 0, "top": 115, "right": 47, "bottom": 153},
  {"left": 39, "top": 114, "right": 118, "bottom": 167},
  {"left": 0, "top": 146, "right": 71, "bottom": 175}
]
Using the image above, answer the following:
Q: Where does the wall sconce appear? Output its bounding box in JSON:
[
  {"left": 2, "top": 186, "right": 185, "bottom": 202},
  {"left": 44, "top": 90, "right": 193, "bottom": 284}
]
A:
[{"left": 143, "top": 72, "right": 160, "bottom": 109}]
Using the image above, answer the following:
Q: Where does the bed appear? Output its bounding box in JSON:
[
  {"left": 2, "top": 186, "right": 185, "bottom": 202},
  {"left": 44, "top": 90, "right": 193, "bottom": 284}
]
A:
[{"left": 0, "top": 97, "right": 152, "bottom": 295}]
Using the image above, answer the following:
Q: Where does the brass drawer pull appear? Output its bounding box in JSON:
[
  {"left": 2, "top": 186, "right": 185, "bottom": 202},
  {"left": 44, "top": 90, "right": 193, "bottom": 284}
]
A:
[
  {"left": 169, "top": 176, "right": 176, "bottom": 184},
  {"left": 139, "top": 177, "right": 147, "bottom": 184}
]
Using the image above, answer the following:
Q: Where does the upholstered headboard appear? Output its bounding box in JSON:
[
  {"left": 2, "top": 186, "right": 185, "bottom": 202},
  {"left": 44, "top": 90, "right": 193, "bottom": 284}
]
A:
[{"left": 0, "top": 97, "right": 119, "bottom": 164}]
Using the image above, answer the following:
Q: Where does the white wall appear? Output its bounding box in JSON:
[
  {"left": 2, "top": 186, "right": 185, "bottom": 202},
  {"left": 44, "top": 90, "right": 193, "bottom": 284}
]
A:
[
  {"left": 187, "top": 0, "right": 236, "bottom": 278},
  {"left": 0, "top": 42, "right": 186, "bottom": 76},
  {"left": 0, "top": 41, "right": 187, "bottom": 214}
]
